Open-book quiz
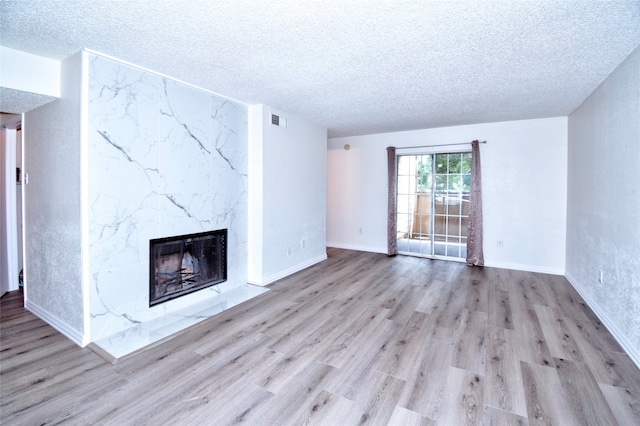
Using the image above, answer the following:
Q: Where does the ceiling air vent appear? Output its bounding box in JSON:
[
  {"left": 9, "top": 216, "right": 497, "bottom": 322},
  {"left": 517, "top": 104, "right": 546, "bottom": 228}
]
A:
[{"left": 270, "top": 113, "right": 287, "bottom": 128}]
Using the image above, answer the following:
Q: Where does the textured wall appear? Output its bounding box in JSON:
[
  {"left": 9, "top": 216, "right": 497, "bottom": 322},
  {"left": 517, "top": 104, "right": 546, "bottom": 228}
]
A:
[
  {"left": 86, "top": 52, "right": 248, "bottom": 341},
  {"left": 327, "top": 117, "right": 568, "bottom": 274},
  {"left": 567, "top": 46, "right": 640, "bottom": 353},
  {"left": 23, "top": 52, "right": 84, "bottom": 336}
]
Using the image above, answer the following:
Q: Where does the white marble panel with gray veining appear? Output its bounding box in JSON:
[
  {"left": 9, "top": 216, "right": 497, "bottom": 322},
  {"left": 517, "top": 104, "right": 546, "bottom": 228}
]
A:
[{"left": 86, "top": 52, "right": 248, "bottom": 341}]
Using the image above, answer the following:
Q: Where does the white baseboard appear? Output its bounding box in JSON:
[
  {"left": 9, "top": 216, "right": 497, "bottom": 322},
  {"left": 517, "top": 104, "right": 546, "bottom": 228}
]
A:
[
  {"left": 565, "top": 272, "right": 640, "bottom": 371},
  {"left": 249, "top": 253, "right": 328, "bottom": 286},
  {"left": 484, "top": 260, "right": 564, "bottom": 276},
  {"left": 327, "top": 244, "right": 566, "bottom": 275},
  {"left": 25, "top": 299, "right": 85, "bottom": 347},
  {"left": 326, "top": 242, "right": 387, "bottom": 254}
]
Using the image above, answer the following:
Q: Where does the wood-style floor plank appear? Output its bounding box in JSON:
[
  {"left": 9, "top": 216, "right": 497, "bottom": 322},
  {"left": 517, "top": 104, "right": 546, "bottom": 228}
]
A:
[
  {"left": 611, "top": 351, "right": 640, "bottom": 392},
  {"left": 540, "top": 273, "right": 592, "bottom": 323},
  {"left": 314, "top": 306, "right": 390, "bottom": 369},
  {"left": 482, "top": 406, "right": 529, "bottom": 426},
  {"left": 566, "top": 317, "right": 628, "bottom": 387},
  {"left": 484, "top": 326, "right": 527, "bottom": 417},
  {"left": 512, "top": 308, "right": 553, "bottom": 367},
  {"left": 293, "top": 389, "right": 361, "bottom": 425},
  {"left": 464, "top": 276, "right": 489, "bottom": 314},
  {"left": 506, "top": 268, "right": 551, "bottom": 310},
  {"left": 388, "top": 404, "right": 436, "bottom": 426},
  {"left": 533, "top": 305, "right": 584, "bottom": 362},
  {"left": 323, "top": 318, "right": 400, "bottom": 402},
  {"left": 488, "top": 288, "right": 514, "bottom": 330},
  {"left": 243, "top": 361, "right": 336, "bottom": 425},
  {"left": 452, "top": 309, "right": 487, "bottom": 376},
  {"left": 520, "top": 360, "right": 576, "bottom": 426},
  {"left": 2, "top": 248, "right": 640, "bottom": 425},
  {"left": 599, "top": 383, "right": 640, "bottom": 425},
  {"left": 151, "top": 378, "right": 273, "bottom": 426},
  {"left": 437, "top": 367, "right": 484, "bottom": 425},
  {"left": 553, "top": 357, "right": 617, "bottom": 425},
  {"left": 352, "top": 370, "right": 406, "bottom": 425},
  {"left": 396, "top": 325, "right": 456, "bottom": 419},
  {"left": 374, "top": 310, "right": 432, "bottom": 381}
]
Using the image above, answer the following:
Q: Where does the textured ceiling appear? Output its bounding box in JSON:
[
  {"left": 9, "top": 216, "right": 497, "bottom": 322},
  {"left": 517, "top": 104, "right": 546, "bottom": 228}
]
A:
[
  {"left": 0, "top": 87, "right": 57, "bottom": 115},
  {"left": 1, "top": 1, "right": 639, "bottom": 137}
]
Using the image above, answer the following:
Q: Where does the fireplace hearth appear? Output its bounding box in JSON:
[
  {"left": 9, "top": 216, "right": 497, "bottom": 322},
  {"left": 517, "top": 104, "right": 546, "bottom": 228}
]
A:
[{"left": 150, "top": 229, "right": 227, "bottom": 306}]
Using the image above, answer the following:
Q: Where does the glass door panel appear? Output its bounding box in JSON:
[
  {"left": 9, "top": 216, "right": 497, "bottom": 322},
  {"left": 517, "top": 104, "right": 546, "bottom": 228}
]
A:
[{"left": 396, "top": 151, "right": 471, "bottom": 261}]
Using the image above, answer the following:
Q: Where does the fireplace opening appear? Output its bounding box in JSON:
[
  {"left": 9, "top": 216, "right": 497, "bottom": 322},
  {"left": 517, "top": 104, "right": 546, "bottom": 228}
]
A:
[{"left": 149, "top": 229, "right": 227, "bottom": 306}]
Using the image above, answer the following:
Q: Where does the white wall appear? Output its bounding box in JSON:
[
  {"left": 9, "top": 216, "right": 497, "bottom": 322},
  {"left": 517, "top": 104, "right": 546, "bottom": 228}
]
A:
[
  {"left": 566, "top": 45, "right": 640, "bottom": 362},
  {"left": 0, "top": 46, "right": 60, "bottom": 97},
  {"left": 23, "top": 52, "right": 84, "bottom": 343},
  {"left": 248, "top": 105, "right": 264, "bottom": 283},
  {"left": 328, "top": 117, "right": 568, "bottom": 274},
  {"left": 248, "top": 105, "right": 328, "bottom": 285}
]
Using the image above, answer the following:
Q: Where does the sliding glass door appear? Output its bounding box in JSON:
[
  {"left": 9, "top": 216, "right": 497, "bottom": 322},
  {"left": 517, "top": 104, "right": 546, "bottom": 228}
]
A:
[{"left": 396, "top": 152, "right": 471, "bottom": 260}]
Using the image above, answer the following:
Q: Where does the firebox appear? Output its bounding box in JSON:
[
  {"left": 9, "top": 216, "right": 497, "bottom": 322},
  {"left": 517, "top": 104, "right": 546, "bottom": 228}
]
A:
[{"left": 149, "top": 229, "right": 227, "bottom": 306}]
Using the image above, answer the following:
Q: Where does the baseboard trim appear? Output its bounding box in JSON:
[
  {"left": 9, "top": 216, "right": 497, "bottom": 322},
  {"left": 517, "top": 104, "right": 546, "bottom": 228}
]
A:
[
  {"left": 326, "top": 242, "right": 387, "bottom": 254},
  {"left": 484, "top": 260, "right": 564, "bottom": 275},
  {"left": 565, "top": 272, "right": 640, "bottom": 370},
  {"left": 25, "top": 299, "right": 85, "bottom": 347},
  {"left": 249, "top": 253, "right": 328, "bottom": 286},
  {"left": 327, "top": 244, "right": 566, "bottom": 275}
]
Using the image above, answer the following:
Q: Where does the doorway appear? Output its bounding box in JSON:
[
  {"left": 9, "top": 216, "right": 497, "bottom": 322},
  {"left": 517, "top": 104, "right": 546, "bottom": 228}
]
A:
[
  {"left": 396, "top": 151, "right": 471, "bottom": 261},
  {"left": 1, "top": 114, "right": 23, "bottom": 297}
]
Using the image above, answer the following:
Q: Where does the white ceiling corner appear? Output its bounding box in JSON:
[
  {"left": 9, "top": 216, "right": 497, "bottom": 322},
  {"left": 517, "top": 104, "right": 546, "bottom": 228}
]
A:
[{"left": 1, "top": 0, "right": 639, "bottom": 137}]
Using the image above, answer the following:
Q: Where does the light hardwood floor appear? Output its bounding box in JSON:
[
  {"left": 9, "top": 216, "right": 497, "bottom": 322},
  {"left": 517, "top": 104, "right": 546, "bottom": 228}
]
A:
[{"left": 1, "top": 248, "right": 640, "bottom": 425}]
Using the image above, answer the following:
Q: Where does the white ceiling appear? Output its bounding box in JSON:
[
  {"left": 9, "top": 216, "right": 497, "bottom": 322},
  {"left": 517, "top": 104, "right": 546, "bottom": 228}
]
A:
[{"left": 1, "top": 1, "right": 639, "bottom": 137}]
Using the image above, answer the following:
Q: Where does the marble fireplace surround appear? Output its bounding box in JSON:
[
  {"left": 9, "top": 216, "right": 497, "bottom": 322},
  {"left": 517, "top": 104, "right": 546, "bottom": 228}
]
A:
[
  {"left": 88, "top": 283, "right": 268, "bottom": 363},
  {"left": 84, "top": 51, "right": 268, "bottom": 362}
]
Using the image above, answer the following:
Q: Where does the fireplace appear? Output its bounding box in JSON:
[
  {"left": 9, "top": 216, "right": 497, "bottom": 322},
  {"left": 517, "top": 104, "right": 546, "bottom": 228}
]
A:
[{"left": 149, "top": 229, "right": 227, "bottom": 306}]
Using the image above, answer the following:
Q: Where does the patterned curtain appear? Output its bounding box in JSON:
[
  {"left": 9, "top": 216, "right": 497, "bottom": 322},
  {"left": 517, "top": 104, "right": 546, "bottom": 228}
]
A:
[
  {"left": 466, "top": 140, "right": 484, "bottom": 266},
  {"left": 387, "top": 147, "right": 398, "bottom": 256}
]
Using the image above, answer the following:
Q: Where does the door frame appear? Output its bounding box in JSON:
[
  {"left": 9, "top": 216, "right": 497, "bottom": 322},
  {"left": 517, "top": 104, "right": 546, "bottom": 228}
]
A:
[{"left": 1, "top": 116, "right": 22, "bottom": 295}]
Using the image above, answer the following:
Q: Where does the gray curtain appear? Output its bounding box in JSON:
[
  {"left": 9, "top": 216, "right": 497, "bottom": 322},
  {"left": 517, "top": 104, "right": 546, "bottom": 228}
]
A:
[
  {"left": 466, "top": 140, "right": 484, "bottom": 266},
  {"left": 387, "top": 147, "right": 398, "bottom": 256}
]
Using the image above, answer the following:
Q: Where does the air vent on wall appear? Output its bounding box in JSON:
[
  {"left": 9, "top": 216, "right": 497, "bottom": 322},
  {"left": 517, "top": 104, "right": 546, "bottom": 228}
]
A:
[{"left": 270, "top": 113, "right": 287, "bottom": 128}]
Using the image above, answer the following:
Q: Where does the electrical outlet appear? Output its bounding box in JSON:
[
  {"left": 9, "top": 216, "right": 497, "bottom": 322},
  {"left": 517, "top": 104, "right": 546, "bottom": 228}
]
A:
[
  {"left": 301, "top": 239, "right": 305, "bottom": 248},
  {"left": 359, "top": 227, "right": 363, "bottom": 235},
  {"left": 497, "top": 239, "right": 503, "bottom": 248},
  {"left": 287, "top": 247, "right": 291, "bottom": 255},
  {"left": 599, "top": 269, "right": 604, "bottom": 284}
]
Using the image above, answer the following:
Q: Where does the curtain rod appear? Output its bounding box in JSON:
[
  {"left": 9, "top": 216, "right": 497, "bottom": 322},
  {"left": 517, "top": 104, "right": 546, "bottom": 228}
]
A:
[{"left": 395, "top": 140, "right": 487, "bottom": 150}]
